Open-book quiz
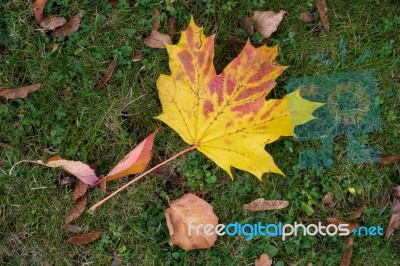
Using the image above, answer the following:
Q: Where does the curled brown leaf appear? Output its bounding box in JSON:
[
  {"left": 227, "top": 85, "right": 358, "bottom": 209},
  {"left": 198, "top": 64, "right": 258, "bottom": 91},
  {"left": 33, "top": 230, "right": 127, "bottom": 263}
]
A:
[
  {"left": 65, "top": 192, "right": 87, "bottom": 224},
  {"left": 65, "top": 228, "right": 102, "bottom": 245},
  {"left": 72, "top": 179, "right": 88, "bottom": 201},
  {"left": 340, "top": 237, "right": 354, "bottom": 266},
  {"left": 380, "top": 155, "right": 400, "bottom": 164},
  {"left": 95, "top": 59, "right": 117, "bottom": 90},
  {"left": 316, "top": 0, "right": 329, "bottom": 31}
]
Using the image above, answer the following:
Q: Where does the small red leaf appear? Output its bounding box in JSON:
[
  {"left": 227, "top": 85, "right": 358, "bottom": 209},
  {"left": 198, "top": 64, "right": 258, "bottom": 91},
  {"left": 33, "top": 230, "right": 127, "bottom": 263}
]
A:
[{"left": 106, "top": 130, "right": 158, "bottom": 181}]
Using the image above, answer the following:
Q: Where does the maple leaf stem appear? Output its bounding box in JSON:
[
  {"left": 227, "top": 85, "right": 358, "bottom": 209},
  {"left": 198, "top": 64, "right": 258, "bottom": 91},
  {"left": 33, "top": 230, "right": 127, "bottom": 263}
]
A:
[{"left": 88, "top": 145, "right": 197, "bottom": 213}]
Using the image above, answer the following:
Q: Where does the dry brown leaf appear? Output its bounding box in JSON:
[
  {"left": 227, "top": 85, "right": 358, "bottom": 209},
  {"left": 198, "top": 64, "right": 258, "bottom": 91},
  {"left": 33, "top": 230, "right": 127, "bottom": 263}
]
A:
[
  {"left": 0, "top": 142, "right": 16, "bottom": 150},
  {"left": 380, "top": 155, "right": 400, "bottom": 164},
  {"left": 108, "top": 0, "right": 118, "bottom": 5},
  {"left": 63, "top": 223, "right": 87, "bottom": 234},
  {"left": 65, "top": 228, "right": 102, "bottom": 245},
  {"left": 316, "top": 0, "right": 330, "bottom": 32},
  {"left": 300, "top": 12, "right": 314, "bottom": 23},
  {"left": 39, "top": 16, "right": 67, "bottom": 30},
  {"left": 34, "top": 0, "right": 47, "bottom": 23},
  {"left": 340, "top": 237, "right": 354, "bottom": 266},
  {"left": 165, "top": 193, "right": 218, "bottom": 251},
  {"left": 385, "top": 185, "right": 400, "bottom": 239},
  {"left": 239, "top": 17, "right": 254, "bottom": 36},
  {"left": 0, "top": 84, "right": 42, "bottom": 99},
  {"left": 152, "top": 8, "right": 161, "bottom": 30},
  {"left": 322, "top": 193, "right": 334, "bottom": 205},
  {"left": 95, "top": 59, "right": 117, "bottom": 90},
  {"left": 244, "top": 198, "right": 289, "bottom": 212},
  {"left": 251, "top": 10, "right": 286, "bottom": 38},
  {"left": 51, "top": 13, "right": 83, "bottom": 37},
  {"left": 61, "top": 88, "right": 72, "bottom": 100},
  {"left": 168, "top": 16, "right": 176, "bottom": 37},
  {"left": 132, "top": 51, "right": 144, "bottom": 62},
  {"left": 59, "top": 173, "right": 73, "bottom": 189},
  {"left": 143, "top": 30, "right": 172, "bottom": 49},
  {"left": 327, "top": 217, "right": 362, "bottom": 232},
  {"left": 65, "top": 192, "right": 87, "bottom": 224},
  {"left": 347, "top": 198, "right": 368, "bottom": 219},
  {"left": 385, "top": 212, "right": 400, "bottom": 240},
  {"left": 255, "top": 253, "right": 272, "bottom": 266},
  {"left": 99, "top": 175, "right": 107, "bottom": 193},
  {"left": 72, "top": 179, "right": 88, "bottom": 201}
]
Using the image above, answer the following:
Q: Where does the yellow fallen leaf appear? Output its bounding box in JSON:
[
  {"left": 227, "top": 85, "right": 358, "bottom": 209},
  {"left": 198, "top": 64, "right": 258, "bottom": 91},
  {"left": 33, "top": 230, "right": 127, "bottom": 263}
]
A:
[{"left": 156, "top": 18, "right": 322, "bottom": 179}]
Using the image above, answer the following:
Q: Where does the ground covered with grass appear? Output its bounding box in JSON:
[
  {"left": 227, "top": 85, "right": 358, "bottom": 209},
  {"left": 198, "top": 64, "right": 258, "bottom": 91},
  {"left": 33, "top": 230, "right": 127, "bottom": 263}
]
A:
[{"left": 1, "top": 0, "right": 400, "bottom": 265}]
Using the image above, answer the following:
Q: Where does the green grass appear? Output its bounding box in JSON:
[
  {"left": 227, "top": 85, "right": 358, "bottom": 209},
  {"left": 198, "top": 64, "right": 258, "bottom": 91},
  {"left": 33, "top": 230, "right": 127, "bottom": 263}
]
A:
[{"left": 1, "top": 0, "right": 399, "bottom": 265}]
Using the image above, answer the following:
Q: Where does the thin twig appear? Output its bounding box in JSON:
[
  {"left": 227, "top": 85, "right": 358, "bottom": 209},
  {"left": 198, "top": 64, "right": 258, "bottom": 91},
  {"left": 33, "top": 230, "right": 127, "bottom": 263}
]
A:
[{"left": 88, "top": 145, "right": 197, "bottom": 213}]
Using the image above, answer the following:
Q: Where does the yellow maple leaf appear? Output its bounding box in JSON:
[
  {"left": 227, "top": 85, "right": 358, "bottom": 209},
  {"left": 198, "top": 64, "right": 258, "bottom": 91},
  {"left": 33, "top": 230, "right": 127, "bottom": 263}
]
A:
[{"left": 156, "top": 18, "right": 323, "bottom": 179}]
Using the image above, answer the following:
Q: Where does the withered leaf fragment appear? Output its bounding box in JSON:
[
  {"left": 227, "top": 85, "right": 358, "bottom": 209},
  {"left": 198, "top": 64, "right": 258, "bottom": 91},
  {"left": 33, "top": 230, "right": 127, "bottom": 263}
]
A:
[
  {"left": 51, "top": 13, "right": 83, "bottom": 37},
  {"left": 327, "top": 217, "right": 362, "bottom": 232},
  {"left": 255, "top": 253, "right": 273, "bottom": 266},
  {"left": 64, "top": 192, "right": 88, "bottom": 224},
  {"left": 244, "top": 198, "right": 289, "bottom": 212},
  {"left": 168, "top": 16, "right": 176, "bottom": 37},
  {"left": 251, "top": 10, "right": 286, "bottom": 38},
  {"left": 316, "top": 0, "right": 330, "bottom": 31},
  {"left": 65, "top": 228, "right": 103, "bottom": 245},
  {"left": 72, "top": 179, "right": 88, "bottom": 201},
  {"left": 39, "top": 16, "right": 67, "bottom": 31},
  {"left": 0, "top": 84, "right": 42, "bottom": 99},
  {"left": 380, "top": 155, "right": 400, "bottom": 164},
  {"left": 143, "top": 30, "right": 172, "bottom": 48},
  {"left": 385, "top": 185, "right": 400, "bottom": 239},
  {"left": 340, "top": 238, "right": 354, "bottom": 266},
  {"left": 95, "top": 59, "right": 117, "bottom": 90},
  {"left": 239, "top": 17, "right": 254, "bottom": 36}
]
